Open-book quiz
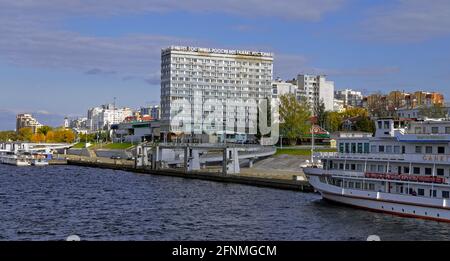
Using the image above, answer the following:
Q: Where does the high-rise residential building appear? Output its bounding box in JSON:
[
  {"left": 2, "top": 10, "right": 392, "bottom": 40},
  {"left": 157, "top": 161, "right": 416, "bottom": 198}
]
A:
[
  {"left": 16, "top": 113, "right": 43, "bottom": 133},
  {"left": 87, "top": 104, "right": 133, "bottom": 132},
  {"left": 334, "top": 89, "right": 363, "bottom": 108},
  {"left": 271, "top": 79, "right": 298, "bottom": 99},
  {"left": 140, "top": 105, "right": 161, "bottom": 120},
  {"left": 294, "top": 74, "right": 334, "bottom": 112},
  {"left": 160, "top": 46, "right": 273, "bottom": 140}
]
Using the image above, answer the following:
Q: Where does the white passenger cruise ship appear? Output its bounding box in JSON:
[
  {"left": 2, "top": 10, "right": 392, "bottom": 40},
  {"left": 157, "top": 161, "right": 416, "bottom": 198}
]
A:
[{"left": 303, "top": 118, "right": 450, "bottom": 222}]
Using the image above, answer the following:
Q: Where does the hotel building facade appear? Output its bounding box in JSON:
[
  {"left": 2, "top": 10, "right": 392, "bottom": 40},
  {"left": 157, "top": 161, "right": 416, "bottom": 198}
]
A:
[{"left": 160, "top": 46, "right": 274, "bottom": 141}]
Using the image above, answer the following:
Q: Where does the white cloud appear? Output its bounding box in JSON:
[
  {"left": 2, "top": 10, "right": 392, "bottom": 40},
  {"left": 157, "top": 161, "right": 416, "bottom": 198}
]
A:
[
  {"left": 0, "top": 0, "right": 346, "bottom": 21},
  {"left": 362, "top": 0, "right": 450, "bottom": 42}
]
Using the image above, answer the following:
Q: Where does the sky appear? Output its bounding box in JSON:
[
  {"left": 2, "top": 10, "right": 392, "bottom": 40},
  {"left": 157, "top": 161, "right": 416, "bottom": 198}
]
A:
[{"left": 1, "top": 0, "right": 450, "bottom": 129}]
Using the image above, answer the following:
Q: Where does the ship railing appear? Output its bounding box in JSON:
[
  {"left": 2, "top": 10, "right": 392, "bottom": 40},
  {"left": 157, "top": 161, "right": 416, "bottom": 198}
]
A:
[{"left": 314, "top": 152, "right": 405, "bottom": 161}]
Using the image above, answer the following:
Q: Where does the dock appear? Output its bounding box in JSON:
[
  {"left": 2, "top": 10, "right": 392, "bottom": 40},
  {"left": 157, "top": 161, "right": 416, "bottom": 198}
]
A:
[{"left": 66, "top": 159, "right": 314, "bottom": 192}]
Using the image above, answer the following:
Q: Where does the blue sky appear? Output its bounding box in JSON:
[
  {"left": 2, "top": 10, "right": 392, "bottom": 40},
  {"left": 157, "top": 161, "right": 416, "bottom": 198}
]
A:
[{"left": 1, "top": 0, "right": 450, "bottom": 127}]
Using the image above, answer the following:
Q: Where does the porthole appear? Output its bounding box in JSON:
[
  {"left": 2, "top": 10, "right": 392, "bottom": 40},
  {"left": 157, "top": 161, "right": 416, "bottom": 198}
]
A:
[
  {"left": 381, "top": 206, "right": 384, "bottom": 209},
  {"left": 413, "top": 210, "right": 416, "bottom": 214},
  {"left": 392, "top": 207, "right": 394, "bottom": 211},
  {"left": 425, "top": 212, "right": 428, "bottom": 216},
  {"left": 402, "top": 209, "right": 405, "bottom": 212},
  {"left": 437, "top": 214, "right": 440, "bottom": 217}
]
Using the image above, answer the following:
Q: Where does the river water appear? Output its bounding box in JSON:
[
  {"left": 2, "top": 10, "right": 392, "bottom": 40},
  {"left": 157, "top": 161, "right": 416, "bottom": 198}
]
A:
[{"left": 0, "top": 164, "right": 449, "bottom": 241}]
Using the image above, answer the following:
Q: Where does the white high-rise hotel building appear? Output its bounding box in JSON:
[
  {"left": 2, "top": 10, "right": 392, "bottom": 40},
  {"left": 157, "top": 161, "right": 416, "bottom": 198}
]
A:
[{"left": 161, "top": 46, "right": 273, "bottom": 139}]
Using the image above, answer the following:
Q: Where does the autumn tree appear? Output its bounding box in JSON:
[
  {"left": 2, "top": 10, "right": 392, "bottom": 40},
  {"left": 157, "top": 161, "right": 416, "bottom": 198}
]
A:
[
  {"left": 17, "top": 127, "right": 33, "bottom": 141},
  {"left": 279, "top": 94, "right": 311, "bottom": 145}
]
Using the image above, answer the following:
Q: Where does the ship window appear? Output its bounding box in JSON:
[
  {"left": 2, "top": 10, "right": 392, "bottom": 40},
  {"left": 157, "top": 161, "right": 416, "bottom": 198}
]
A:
[
  {"left": 345, "top": 143, "right": 350, "bottom": 153},
  {"left": 386, "top": 146, "right": 392, "bottom": 153},
  {"left": 355, "top": 182, "right": 361, "bottom": 189},
  {"left": 357, "top": 164, "right": 363, "bottom": 171},
  {"left": 446, "top": 127, "right": 450, "bottom": 134},
  {"left": 413, "top": 167, "right": 421, "bottom": 174},
  {"left": 442, "top": 191, "right": 450, "bottom": 198},
  {"left": 415, "top": 127, "right": 422, "bottom": 134},
  {"left": 378, "top": 121, "right": 382, "bottom": 129},
  {"left": 339, "top": 143, "right": 344, "bottom": 153},
  {"left": 438, "top": 147, "right": 445, "bottom": 154},
  {"left": 379, "top": 146, "right": 385, "bottom": 153},
  {"left": 357, "top": 143, "right": 363, "bottom": 153},
  {"left": 430, "top": 190, "right": 437, "bottom": 198},
  {"left": 371, "top": 145, "right": 377, "bottom": 153},
  {"left": 370, "top": 165, "right": 377, "bottom": 172},
  {"left": 378, "top": 165, "right": 385, "bottom": 172},
  {"left": 415, "top": 146, "right": 422, "bottom": 154},
  {"left": 404, "top": 166, "right": 410, "bottom": 174},
  {"left": 437, "top": 168, "right": 444, "bottom": 176},
  {"left": 425, "top": 146, "right": 433, "bottom": 154},
  {"left": 351, "top": 164, "right": 356, "bottom": 170},
  {"left": 364, "top": 143, "right": 370, "bottom": 153},
  {"left": 339, "top": 163, "right": 344, "bottom": 170},
  {"left": 369, "top": 183, "right": 375, "bottom": 190},
  {"left": 348, "top": 182, "right": 354, "bottom": 188},
  {"left": 425, "top": 168, "right": 432, "bottom": 175},
  {"left": 351, "top": 143, "right": 357, "bottom": 153},
  {"left": 394, "top": 146, "right": 400, "bottom": 154},
  {"left": 418, "top": 188, "right": 425, "bottom": 196},
  {"left": 384, "top": 121, "right": 390, "bottom": 129},
  {"left": 431, "top": 127, "right": 439, "bottom": 134}
]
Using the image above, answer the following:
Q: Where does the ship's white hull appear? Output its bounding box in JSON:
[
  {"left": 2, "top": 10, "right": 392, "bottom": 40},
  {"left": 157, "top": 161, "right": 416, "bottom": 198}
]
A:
[
  {"left": 305, "top": 169, "right": 450, "bottom": 222},
  {"left": 0, "top": 157, "right": 31, "bottom": 166},
  {"left": 31, "top": 160, "right": 49, "bottom": 166}
]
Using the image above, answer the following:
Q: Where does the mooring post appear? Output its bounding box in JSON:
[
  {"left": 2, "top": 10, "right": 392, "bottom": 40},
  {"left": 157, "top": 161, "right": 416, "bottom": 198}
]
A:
[
  {"left": 222, "top": 147, "right": 227, "bottom": 175},
  {"left": 184, "top": 146, "right": 189, "bottom": 173}
]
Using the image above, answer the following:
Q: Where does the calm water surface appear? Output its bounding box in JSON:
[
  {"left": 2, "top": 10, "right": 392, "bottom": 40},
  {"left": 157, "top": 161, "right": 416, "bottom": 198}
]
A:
[{"left": 0, "top": 164, "right": 449, "bottom": 241}]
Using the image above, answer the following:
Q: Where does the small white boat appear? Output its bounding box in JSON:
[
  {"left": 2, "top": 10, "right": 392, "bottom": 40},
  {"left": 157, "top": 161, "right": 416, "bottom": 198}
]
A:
[
  {"left": 31, "top": 158, "right": 49, "bottom": 166},
  {"left": 0, "top": 153, "right": 31, "bottom": 166}
]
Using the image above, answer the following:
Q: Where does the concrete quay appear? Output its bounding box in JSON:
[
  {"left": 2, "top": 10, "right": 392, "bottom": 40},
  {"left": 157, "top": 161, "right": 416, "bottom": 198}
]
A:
[{"left": 66, "top": 157, "right": 314, "bottom": 192}]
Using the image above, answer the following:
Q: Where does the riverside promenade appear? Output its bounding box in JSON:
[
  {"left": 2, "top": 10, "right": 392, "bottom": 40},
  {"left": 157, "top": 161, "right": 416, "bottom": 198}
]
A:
[{"left": 61, "top": 154, "right": 314, "bottom": 192}]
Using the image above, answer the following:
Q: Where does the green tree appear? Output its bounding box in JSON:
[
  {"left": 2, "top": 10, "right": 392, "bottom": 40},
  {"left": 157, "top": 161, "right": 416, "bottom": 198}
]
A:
[
  {"left": 315, "top": 99, "right": 326, "bottom": 128},
  {"left": 17, "top": 127, "right": 33, "bottom": 141},
  {"left": 279, "top": 94, "right": 311, "bottom": 145},
  {"left": 419, "top": 104, "right": 447, "bottom": 118},
  {"left": 354, "top": 117, "right": 376, "bottom": 133},
  {"left": 37, "top": 126, "right": 53, "bottom": 136},
  {"left": 324, "top": 111, "right": 343, "bottom": 133},
  {"left": 0, "top": 131, "right": 18, "bottom": 141}
]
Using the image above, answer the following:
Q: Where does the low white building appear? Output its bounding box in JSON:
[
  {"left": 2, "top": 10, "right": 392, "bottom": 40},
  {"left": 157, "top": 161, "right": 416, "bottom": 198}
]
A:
[
  {"left": 112, "top": 120, "right": 161, "bottom": 143},
  {"left": 87, "top": 104, "right": 133, "bottom": 132}
]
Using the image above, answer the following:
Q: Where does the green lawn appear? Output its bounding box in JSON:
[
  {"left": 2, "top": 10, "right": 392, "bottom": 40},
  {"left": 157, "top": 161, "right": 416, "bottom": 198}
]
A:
[
  {"left": 276, "top": 148, "right": 336, "bottom": 156},
  {"left": 72, "top": 142, "right": 90, "bottom": 149},
  {"left": 102, "top": 143, "right": 134, "bottom": 150}
]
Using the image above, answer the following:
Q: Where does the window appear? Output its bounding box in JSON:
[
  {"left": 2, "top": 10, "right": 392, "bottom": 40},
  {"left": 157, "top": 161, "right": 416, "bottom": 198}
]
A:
[
  {"left": 446, "top": 127, "right": 450, "bottom": 134},
  {"left": 425, "top": 168, "right": 432, "bottom": 175},
  {"left": 339, "top": 163, "right": 344, "bottom": 170},
  {"left": 378, "top": 165, "right": 385, "bottom": 173},
  {"left": 438, "top": 147, "right": 445, "bottom": 154},
  {"left": 378, "top": 121, "right": 382, "bottom": 129},
  {"left": 345, "top": 143, "right": 350, "bottom": 153},
  {"left": 425, "top": 146, "right": 433, "bottom": 154},
  {"left": 431, "top": 127, "right": 439, "bottom": 134},
  {"left": 437, "top": 168, "right": 445, "bottom": 176},
  {"left": 351, "top": 143, "right": 357, "bottom": 153},
  {"left": 371, "top": 145, "right": 377, "bottom": 153},
  {"left": 351, "top": 164, "right": 356, "bottom": 170},
  {"left": 415, "top": 127, "right": 422, "bottom": 134},
  {"left": 370, "top": 165, "right": 377, "bottom": 172},
  {"left": 442, "top": 191, "right": 450, "bottom": 199},
  {"left": 379, "top": 146, "right": 385, "bottom": 153},
  {"left": 404, "top": 166, "right": 410, "bottom": 174},
  {"left": 430, "top": 190, "right": 437, "bottom": 197},
  {"left": 384, "top": 121, "right": 390, "bottom": 129},
  {"left": 339, "top": 143, "right": 344, "bottom": 153},
  {"left": 394, "top": 146, "right": 400, "bottom": 154},
  {"left": 386, "top": 146, "right": 393, "bottom": 153},
  {"left": 364, "top": 143, "right": 370, "bottom": 153},
  {"left": 413, "top": 167, "right": 421, "bottom": 174},
  {"left": 415, "top": 146, "right": 422, "bottom": 154},
  {"left": 357, "top": 143, "right": 363, "bottom": 153},
  {"left": 418, "top": 188, "right": 425, "bottom": 196}
]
